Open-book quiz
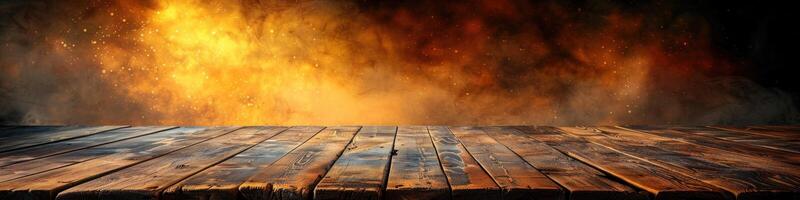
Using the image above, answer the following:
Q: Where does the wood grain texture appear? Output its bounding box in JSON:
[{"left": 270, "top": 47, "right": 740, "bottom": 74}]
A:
[
  {"left": 0, "top": 126, "right": 75, "bottom": 138},
  {"left": 0, "top": 127, "right": 239, "bottom": 200},
  {"left": 1, "top": 125, "right": 798, "bottom": 200},
  {"left": 0, "top": 126, "right": 127, "bottom": 153},
  {"left": 0, "top": 126, "right": 174, "bottom": 167},
  {"left": 55, "top": 126, "right": 285, "bottom": 200},
  {"left": 515, "top": 126, "right": 730, "bottom": 200},
  {"left": 314, "top": 126, "right": 397, "bottom": 200},
  {"left": 449, "top": 126, "right": 563, "bottom": 200},
  {"left": 428, "top": 126, "right": 500, "bottom": 200},
  {"left": 384, "top": 126, "right": 450, "bottom": 200},
  {"left": 238, "top": 126, "right": 359, "bottom": 200},
  {"left": 485, "top": 126, "right": 645, "bottom": 200},
  {"left": 622, "top": 125, "right": 800, "bottom": 166},
  {"left": 0, "top": 127, "right": 229, "bottom": 182},
  {"left": 750, "top": 125, "right": 800, "bottom": 132},
  {"left": 598, "top": 126, "right": 800, "bottom": 175},
  {"left": 667, "top": 126, "right": 800, "bottom": 154},
  {"left": 710, "top": 126, "right": 800, "bottom": 139},
  {"left": 162, "top": 126, "right": 321, "bottom": 200},
  {"left": 562, "top": 126, "right": 800, "bottom": 200}
]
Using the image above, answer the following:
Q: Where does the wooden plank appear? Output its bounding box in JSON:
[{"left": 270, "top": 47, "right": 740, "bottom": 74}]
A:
[
  {"left": 561, "top": 126, "right": 800, "bottom": 199},
  {"left": 384, "top": 126, "right": 450, "bottom": 200},
  {"left": 313, "top": 126, "right": 397, "bottom": 200},
  {"left": 428, "top": 126, "right": 499, "bottom": 200},
  {"left": 484, "top": 126, "right": 645, "bottom": 200},
  {"left": 710, "top": 126, "right": 800, "bottom": 139},
  {"left": 0, "top": 126, "right": 234, "bottom": 182},
  {"left": 0, "top": 126, "right": 174, "bottom": 167},
  {"left": 56, "top": 126, "right": 287, "bottom": 200},
  {"left": 665, "top": 126, "right": 800, "bottom": 154},
  {"left": 596, "top": 126, "right": 800, "bottom": 174},
  {"left": 750, "top": 125, "right": 800, "bottom": 132},
  {"left": 622, "top": 125, "right": 800, "bottom": 166},
  {"left": 449, "top": 126, "right": 563, "bottom": 200},
  {"left": 0, "top": 125, "right": 127, "bottom": 152},
  {"left": 236, "top": 126, "right": 359, "bottom": 200},
  {"left": 514, "top": 126, "right": 730, "bottom": 200},
  {"left": 604, "top": 126, "right": 800, "bottom": 173},
  {"left": 0, "top": 127, "right": 239, "bottom": 200},
  {"left": 161, "top": 126, "right": 324, "bottom": 200},
  {"left": 0, "top": 126, "right": 74, "bottom": 138}
]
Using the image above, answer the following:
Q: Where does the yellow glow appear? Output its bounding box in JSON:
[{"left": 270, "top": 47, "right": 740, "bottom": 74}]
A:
[
  {"left": 94, "top": 0, "right": 426, "bottom": 125},
  {"left": 82, "top": 0, "right": 666, "bottom": 125}
]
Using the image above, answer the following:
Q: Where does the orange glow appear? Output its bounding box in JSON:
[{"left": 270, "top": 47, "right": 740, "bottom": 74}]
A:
[{"left": 2, "top": 0, "right": 759, "bottom": 125}]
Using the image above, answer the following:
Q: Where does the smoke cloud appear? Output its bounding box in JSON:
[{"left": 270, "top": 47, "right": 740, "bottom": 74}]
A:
[{"left": 1, "top": 0, "right": 798, "bottom": 125}]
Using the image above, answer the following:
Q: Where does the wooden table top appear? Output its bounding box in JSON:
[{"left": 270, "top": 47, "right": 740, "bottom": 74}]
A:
[{"left": 0, "top": 125, "right": 798, "bottom": 200}]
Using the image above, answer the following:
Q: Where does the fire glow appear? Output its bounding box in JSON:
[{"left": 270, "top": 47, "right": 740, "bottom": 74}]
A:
[{"left": 1, "top": 0, "right": 795, "bottom": 125}]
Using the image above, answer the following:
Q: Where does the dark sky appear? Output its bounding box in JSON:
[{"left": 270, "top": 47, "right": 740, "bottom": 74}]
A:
[
  {"left": 672, "top": 1, "right": 798, "bottom": 94},
  {"left": 359, "top": 0, "right": 800, "bottom": 94}
]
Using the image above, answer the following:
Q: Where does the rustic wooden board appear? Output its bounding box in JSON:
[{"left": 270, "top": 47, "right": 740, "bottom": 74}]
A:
[
  {"left": 314, "top": 126, "right": 397, "bottom": 200},
  {"left": 562, "top": 126, "right": 800, "bottom": 199},
  {"left": 162, "top": 126, "right": 322, "bottom": 200},
  {"left": 0, "top": 127, "right": 239, "bottom": 200},
  {"left": 594, "top": 126, "right": 800, "bottom": 175},
  {"left": 667, "top": 126, "right": 800, "bottom": 154},
  {"left": 622, "top": 126, "right": 800, "bottom": 166},
  {"left": 1, "top": 125, "right": 799, "bottom": 200},
  {"left": 449, "top": 126, "right": 563, "bottom": 200},
  {"left": 515, "top": 126, "right": 730, "bottom": 200},
  {"left": 55, "top": 126, "right": 286, "bottom": 200},
  {"left": 0, "top": 126, "right": 127, "bottom": 153},
  {"left": 484, "top": 126, "right": 645, "bottom": 200},
  {"left": 0, "top": 126, "right": 76, "bottom": 138},
  {"left": 0, "top": 126, "right": 174, "bottom": 167},
  {"left": 750, "top": 125, "right": 800, "bottom": 132},
  {"left": 237, "top": 126, "right": 359, "bottom": 200},
  {"left": 428, "top": 126, "right": 500, "bottom": 200},
  {"left": 710, "top": 126, "right": 800, "bottom": 141},
  {"left": 383, "top": 126, "right": 450, "bottom": 200},
  {"left": 0, "top": 127, "right": 231, "bottom": 182}
]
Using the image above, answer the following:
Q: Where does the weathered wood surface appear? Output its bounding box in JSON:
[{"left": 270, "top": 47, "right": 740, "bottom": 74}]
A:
[
  {"left": 163, "top": 126, "right": 320, "bottom": 200},
  {"left": 484, "top": 126, "right": 645, "bottom": 200},
  {"left": 314, "top": 126, "right": 397, "bottom": 200},
  {"left": 450, "top": 126, "right": 563, "bottom": 200},
  {"left": 0, "top": 126, "right": 173, "bottom": 167},
  {"left": 710, "top": 126, "right": 800, "bottom": 139},
  {"left": 0, "top": 126, "right": 126, "bottom": 152},
  {"left": 560, "top": 126, "right": 800, "bottom": 199},
  {"left": 591, "top": 126, "right": 800, "bottom": 173},
  {"left": 0, "top": 126, "right": 75, "bottom": 138},
  {"left": 750, "top": 125, "right": 800, "bottom": 132},
  {"left": 385, "top": 126, "right": 450, "bottom": 200},
  {"left": 0, "top": 127, "right": 238, "bottom": 200},
  {"left": 428, "top": 126, "right": 499, "bottom": 200},
  {"left": 55, "top": 127, "right": 285, "bottom": 200},
  {"left": 665, "top": 126, "right": 800, "bottom": 154},
  {"left": 622, "top": 125, "right": 800, "bottom": 166},
  {"left": 0, "top": 127, "right": 231, "bottom": 182},
  {"left": 514, "top": 126, "right": 730, "bottom": 200},
  {"left": 0, "top": 125, "right": 798, "bottom": 200},
  {"left": 238, "top": 126, "right": 359, "bottom": 200}
]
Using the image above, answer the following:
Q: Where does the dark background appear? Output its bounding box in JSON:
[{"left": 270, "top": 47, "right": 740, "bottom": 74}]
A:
[
  {"left": 685, "top": 1, "right": 798, "bottom": 95},
  {"left": 360, "top": 0, "right": 800, "bottom": 95}
]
